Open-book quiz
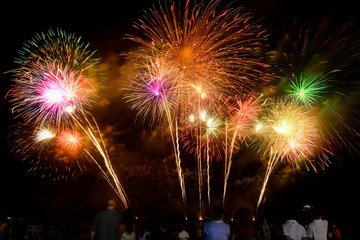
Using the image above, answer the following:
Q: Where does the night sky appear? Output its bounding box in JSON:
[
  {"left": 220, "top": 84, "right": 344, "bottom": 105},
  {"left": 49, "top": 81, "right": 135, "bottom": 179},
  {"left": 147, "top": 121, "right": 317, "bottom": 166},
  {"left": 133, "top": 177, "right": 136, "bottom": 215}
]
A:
[{"left": 1, "top": 0, "right": 360, "bottom": 225}]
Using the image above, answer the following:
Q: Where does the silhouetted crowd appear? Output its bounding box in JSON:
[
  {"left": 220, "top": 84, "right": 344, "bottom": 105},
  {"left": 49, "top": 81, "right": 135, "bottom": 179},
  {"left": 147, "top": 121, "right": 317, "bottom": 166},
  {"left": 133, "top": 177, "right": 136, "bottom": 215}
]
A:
[{"left": 1, "top": 203, "right": 359, "bottom": 240}]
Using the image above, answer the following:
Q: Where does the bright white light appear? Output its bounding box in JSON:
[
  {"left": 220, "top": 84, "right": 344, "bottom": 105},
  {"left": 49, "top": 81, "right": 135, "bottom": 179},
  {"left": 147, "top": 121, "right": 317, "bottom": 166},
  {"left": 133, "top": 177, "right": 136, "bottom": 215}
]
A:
[
  {"left": 255, "top": 123, "right": 263, "bottom": 132},
  {"left": 189, "top": 114, "right": 195, "bottom": 122},
  {"left": 207, "top": 118, "right": 214, "bottom": 128},
  {"left": 65, "top": 106, "right": 75, "bottom": 113},
  {"left": 200, "top": 111, "right": 206, "bottom": 121},
  {"left": 43, "top": 83, "right": 67, "bottom": 106},
  {"left": 35, "top": 128, "right": 55, "bottom": 142},
  {"left": 274, "top": 124, "right": 289, "bottom": 134}
]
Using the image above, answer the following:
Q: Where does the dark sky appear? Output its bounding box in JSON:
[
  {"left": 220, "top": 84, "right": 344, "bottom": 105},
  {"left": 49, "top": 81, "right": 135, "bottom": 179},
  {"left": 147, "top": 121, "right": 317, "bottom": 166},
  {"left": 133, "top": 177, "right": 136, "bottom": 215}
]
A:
[{"left": 1, "top": 0, "right": 360, "bottom": 224}]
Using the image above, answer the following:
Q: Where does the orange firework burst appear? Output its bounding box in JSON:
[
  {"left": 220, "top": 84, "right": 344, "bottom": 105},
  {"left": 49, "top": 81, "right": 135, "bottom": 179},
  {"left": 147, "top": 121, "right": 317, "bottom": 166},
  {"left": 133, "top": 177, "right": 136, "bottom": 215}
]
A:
[
  {"left": 8, "top": 123, "right": 90, "bottom": 181},
  {"left": 128, "top": 0, "right": 270, "bottom": 104},
  {"left": 57, "top": 130, "right": 83, "bottom": 151}
]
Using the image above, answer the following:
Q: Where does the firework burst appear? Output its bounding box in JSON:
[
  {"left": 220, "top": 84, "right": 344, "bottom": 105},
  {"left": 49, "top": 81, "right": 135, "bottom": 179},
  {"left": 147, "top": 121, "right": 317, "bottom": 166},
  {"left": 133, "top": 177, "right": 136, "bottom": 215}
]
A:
[
  {"left": 124, "top": 53, "right": 181, "bottom": 126},
  {"left": 271, "top": 19, "right": 360, "bottom": 163},
  {"left": 286, "top": 73, "right": 329, "bottom": 108},
  {"left": 57, "top": 129, "right": 83, "bottom": 151},
  {"left": 129, "top": 0, "right": 270, "bottom": 95},
  {"left": 9, "top": 123, "right": 91, "bottom": 181},
  {"left": 254, "top": 97, "right": 328, "bottom": 208},
  {"left": 34, "top": 127, "right": 56, "bottom": 142},
  {"left": 8, "top": 60, "right": 95, "bottom": 128},
  {"left": 255, "top": 97, "right": 326, "bottom": 166},
  {"left": 15, "top": 28, "right": 99, "bottom": 71}
]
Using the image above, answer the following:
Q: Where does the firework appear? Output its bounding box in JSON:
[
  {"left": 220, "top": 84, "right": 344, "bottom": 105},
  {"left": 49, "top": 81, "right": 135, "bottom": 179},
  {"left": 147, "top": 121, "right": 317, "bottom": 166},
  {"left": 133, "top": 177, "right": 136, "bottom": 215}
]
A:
[
  {"left": 15, "top": 28, "right": 99, "bottom": 71},
  {"left": 124, "top": 53, "right": 181, "bottom": 125},
  {"left": 180, "top": 102, "right": 225, "bottom": 209},
  {"left": 8, "top": 60, "right": 95, "bottom": 128},
  {"left": 177, "top": 83, "right": 228, "bottom": 212},
  {"left": 270, "top": 18, "right": 360, "bottom": 172},
  {"left": 127, "top": 0, "right": 271, "bottom": 118},
  {"left": 254, "top": 97, "right": 327, "bottom": 208},
  {"left": 8, "top": 29, "right": 129, "bottom": 208},
  {"left": 222, "top": 95, "right": 262, "bottom": 204},
  {"left": 57, "top": 129, "right": 83, "bottom": 151},
  {"left": 271, "top": 19, "right": 360, "bottom": 79},
  {"left": 35, "top": 127, "right": 56, "bottom": 142},
  {"left": 76, "top": 114, "right": 129, "bottom": 208},
  {"left": 124, "top": 53, "right": 186, "bottom": 207},
  {"left": 129, "top": 0, "right": 270, "bottom": 96},
  {"left": 9, "top": 123, "right": 91, "bottom": 181},
  {"left": 286, "top": 73, "right": 329, "bottom": 108},
  {"left": 180, "top": 104, "right": 224, "bottom": 160},
  {"left": 126, "top": 0, "right": 270, "bottom": 215}
]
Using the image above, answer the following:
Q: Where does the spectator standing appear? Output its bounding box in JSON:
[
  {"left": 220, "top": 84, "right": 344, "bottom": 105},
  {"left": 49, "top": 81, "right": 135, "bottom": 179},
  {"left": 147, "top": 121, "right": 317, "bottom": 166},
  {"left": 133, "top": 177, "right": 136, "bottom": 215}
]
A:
[
  {"left": 90, "top": 198, "right": 122, "bottom": 240},
  {"left": 282, "top": 209, "right": 307, "bottom": 240},
  {"left": 119, "top": 208, "right": 137, "bottom": 240},
  {"left": 255, "top": 218, "right": 271, "bottom": 240},
  {"left": 194, "top": 222, "right": 203, "bottom": 240},
  {"left": 232, "top": 207, "right": 255, "bottom": 240},
  {"left": 332, "top": 225, "right": 341, "bottom": 240},
  {"left": 178, "top": 224, "right": 189, "bottom": 240},
  {"left": 307, "top": 208, "right": 328, "bottom": 240},
  {"left": 203, "top": 206, "right": 230, "bottom": 240}
]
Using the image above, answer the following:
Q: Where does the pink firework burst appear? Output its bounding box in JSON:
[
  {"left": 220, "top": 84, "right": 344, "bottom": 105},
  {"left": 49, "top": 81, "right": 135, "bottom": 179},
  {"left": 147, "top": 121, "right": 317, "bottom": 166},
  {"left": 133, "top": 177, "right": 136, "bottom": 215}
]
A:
[{"left": 8, "top": 59, "right": 95, "bottom": 128}]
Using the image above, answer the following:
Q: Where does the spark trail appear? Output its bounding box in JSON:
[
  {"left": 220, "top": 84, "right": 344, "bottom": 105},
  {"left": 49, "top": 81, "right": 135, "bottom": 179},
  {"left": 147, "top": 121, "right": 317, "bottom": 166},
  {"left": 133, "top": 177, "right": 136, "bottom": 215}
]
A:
[{"left": 68, "top": 112, "right": 129, "bottom": 208}]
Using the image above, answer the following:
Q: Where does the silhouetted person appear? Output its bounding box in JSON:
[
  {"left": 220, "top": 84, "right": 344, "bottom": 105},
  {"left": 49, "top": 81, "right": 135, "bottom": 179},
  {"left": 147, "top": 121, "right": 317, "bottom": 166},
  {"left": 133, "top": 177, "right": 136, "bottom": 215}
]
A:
[
  {"left": 255, "top": 217, "right": 270, "bottom": 240},
  {"left": 119, "top": 208, "right": 137, "bottom": 240},
  {"left": 178, "top": 224, "right": 189, "bottom": 240},
  {"left": 203, "top": 206, "right": 230, "bottom": 240},
  {"left": 194, "top": 222, "right": 203, "bottom": 240},
  {"left": 282, "top": 209, "right": 307, "bottom": 240},
  {"left": 307, "top": 208, "right": 328, "bottom": 240},
  {"left": 233, "top": 207, "right": 255, "bottom": 240},
  {"left": 91, "top": 198, "right": 122, "bottom": 240}
]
